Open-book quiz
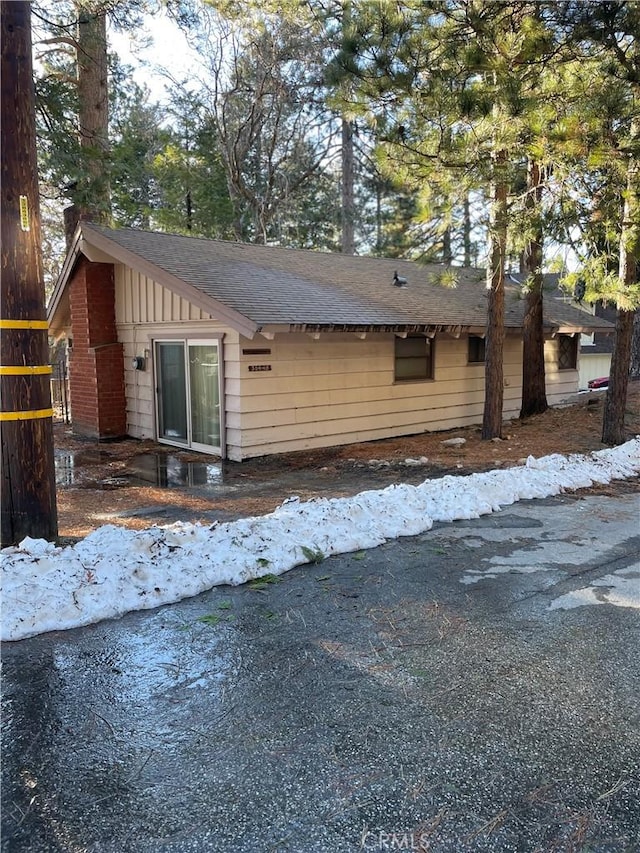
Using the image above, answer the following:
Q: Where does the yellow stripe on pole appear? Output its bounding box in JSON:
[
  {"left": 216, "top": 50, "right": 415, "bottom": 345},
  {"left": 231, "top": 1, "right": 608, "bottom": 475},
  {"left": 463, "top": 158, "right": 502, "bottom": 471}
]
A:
[
  {"left": 0, "top": 319, "right": 49, "bottom": 330},
  {"left": 0, "top": 408, "right": 54, "bottom": 422},
  {"left": 0, "top": 365, "right": 53, "bottom": 375}
]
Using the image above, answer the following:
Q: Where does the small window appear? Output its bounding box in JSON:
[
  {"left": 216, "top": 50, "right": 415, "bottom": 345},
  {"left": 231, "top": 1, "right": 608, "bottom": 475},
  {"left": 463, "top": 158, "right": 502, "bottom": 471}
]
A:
[
  {"left": 468, "top": 335, "right": 485, "bottom": 363},
  {"left": 558, "top": 335, "right": 578, "bottom": 370},
  {"left": 395, "top": 335, "right": 434, "bottom": 381}
]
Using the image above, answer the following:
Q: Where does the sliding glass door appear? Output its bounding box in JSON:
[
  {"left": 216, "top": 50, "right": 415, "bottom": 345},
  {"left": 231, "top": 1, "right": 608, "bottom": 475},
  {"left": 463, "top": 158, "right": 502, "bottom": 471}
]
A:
[
  {"left": 188, "top": 343, "right": 221, "bottom": 449},
  {"left": 156, "top": 342, "right": 188, "bottom": 444},
  {"left": 155, "top": 339, "right": 222, "bottom": 454}
]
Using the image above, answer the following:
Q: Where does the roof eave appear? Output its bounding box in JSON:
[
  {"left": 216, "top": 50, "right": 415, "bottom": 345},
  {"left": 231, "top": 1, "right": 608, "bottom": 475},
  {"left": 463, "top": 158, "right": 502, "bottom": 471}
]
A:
[
  {"left": 51, "top": 223, "right": 260, "bottom": 340},
  {"left": 81, "top": 224, "right": 259, "bottom": 339},
  {"left": 47, "top": 226, "right": 83, "bottom": 333},
  {"left": 548, "top": 324, "right": 614, "bottom": 336},
  {"left": 285, "top": 322, "right": 486, "bottom": 336}
]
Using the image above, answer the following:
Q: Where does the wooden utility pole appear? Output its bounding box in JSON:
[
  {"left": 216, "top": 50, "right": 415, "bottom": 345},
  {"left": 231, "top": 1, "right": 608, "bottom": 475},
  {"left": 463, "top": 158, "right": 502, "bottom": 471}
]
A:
[{"left": 1, "top": 0, "right": 58, "bottom": 546}]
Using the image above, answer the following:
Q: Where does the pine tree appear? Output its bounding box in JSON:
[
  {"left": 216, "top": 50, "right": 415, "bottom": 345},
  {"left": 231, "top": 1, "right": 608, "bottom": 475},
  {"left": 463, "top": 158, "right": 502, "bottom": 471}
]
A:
[
  {"left": 345, "top": 1, "right": 559, "bottom": 438},
  {"left": 551, "top": 1, "right": 640, "bottom": 444}
]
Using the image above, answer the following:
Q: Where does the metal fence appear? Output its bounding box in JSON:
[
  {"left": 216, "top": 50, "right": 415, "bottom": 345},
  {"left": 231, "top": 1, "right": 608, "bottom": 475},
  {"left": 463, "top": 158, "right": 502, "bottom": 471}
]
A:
[{"left": 50, "top": 357, "right": 70, "bottom": 424}]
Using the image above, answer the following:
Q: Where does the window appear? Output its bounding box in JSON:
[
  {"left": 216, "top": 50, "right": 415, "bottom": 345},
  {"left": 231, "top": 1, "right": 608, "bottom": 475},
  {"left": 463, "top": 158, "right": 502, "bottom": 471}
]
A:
[
  {"left": 558, "top": 335, "right": 578, "bottom": 370},
  {"left": 395, "top": 335, "right": 434, "bottom": 381},
  {"left": 468, "top": 335, "right": 486, "bottom": 363}
]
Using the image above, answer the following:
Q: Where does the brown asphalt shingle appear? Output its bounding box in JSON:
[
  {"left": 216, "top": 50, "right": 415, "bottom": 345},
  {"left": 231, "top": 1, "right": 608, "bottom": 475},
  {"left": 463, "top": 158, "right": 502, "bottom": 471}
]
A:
[{"left": 83, "top": 224, "right": 612, "bottom": 333}]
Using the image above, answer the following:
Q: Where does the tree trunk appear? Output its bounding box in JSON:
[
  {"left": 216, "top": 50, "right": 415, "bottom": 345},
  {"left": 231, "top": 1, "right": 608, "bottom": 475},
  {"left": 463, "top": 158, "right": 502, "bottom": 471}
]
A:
[
  {"left": 463, "top": 192, "right": 472, "bottom": 267},
  {"left": 482, "top": 151, "right": 507, "bottom": 440},
  {"left": 375, "top": 180, "right": 382, "bottom": 253},
  {"left": 186, "top": 188, "right": 193, "bottom": 231},
  {"left": 442, "top": 226, "right": 452, "bottom": 265},
  {"left": 630, "top": 309, "right": 640, "bottom": 378},
  {"left": 602, "top": 127, "right": 638, "bottom": 445},
  {"left": 1, "top": 0, "right": 58, "bottom": 546},
  {"left": 341, "top": 117, "right": 355, "bottom": 254},
  {"left": 75, "top": 1, "right": 110, "bottom": 222},
  {"left": 520, "top": 159, "right": 548, "bottom": 418},
  {"left": 602, "top": 308, "right": 635, "bottom": 444}
]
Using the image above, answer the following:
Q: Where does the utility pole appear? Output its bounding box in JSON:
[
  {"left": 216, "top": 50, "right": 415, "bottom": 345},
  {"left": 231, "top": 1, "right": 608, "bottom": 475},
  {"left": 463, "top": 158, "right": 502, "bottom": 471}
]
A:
[{"left": 1, "top": 0, "right": 58, "bottom": 546}]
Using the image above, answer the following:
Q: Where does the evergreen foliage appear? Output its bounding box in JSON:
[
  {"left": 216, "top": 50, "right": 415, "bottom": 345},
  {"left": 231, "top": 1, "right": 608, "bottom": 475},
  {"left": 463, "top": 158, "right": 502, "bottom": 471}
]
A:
[{"left": 32, "top": 0, "right": 638, "bottom": 441}]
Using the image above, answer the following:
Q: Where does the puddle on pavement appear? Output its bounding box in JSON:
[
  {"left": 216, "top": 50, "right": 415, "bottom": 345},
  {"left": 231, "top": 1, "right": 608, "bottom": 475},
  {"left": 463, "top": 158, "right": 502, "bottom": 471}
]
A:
[
  {"left": 55, "top": 451, "right": 77, "bottom": 486},
  {"left": 127, "top": 453, "right": 224, "bottom": 489},
  {"left": 54, "top": 448, "right": 111, "bottom": 486},
  {"left": 55, "top": 448, "right": 224, "bottom": 489}
]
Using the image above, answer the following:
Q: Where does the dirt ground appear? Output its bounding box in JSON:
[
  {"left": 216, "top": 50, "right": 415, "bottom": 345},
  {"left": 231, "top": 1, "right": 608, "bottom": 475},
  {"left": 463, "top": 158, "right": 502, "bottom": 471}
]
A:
[{"left": 53, "top": 382, "right": 640, "bottom": 541}]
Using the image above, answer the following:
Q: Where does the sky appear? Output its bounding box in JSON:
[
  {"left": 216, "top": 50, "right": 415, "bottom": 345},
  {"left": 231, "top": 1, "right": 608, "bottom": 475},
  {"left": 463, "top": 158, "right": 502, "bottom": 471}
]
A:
[
  {"left": 105, "top": 7, "right": 582, "bottom": 273},
  {"left": 108, "top": 8, "right": 204, "bottom": 104},
  {"left": 2, "top": 440, "right": 639, "bottom": 643}
]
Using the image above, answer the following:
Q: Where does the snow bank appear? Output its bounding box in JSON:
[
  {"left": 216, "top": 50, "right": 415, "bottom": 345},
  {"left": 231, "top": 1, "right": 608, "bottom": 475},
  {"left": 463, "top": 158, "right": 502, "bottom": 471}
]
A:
[{"left": 2, "top": 439, "right": 638, "bottom": 642}]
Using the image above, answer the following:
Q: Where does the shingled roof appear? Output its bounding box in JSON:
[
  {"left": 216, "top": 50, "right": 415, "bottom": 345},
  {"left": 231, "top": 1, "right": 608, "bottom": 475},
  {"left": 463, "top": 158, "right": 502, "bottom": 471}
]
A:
[{"left": 49, "top": 224, "right": 613, "bottom": 339}]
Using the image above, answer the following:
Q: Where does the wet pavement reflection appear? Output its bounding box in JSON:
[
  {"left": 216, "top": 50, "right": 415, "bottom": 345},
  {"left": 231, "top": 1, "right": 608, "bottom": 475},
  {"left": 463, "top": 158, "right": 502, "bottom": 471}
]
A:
[
  {"left": 127, "top": 454, "right": 224, "bottom": 489},
  {"left": 54, "top": 449, "right": 224, "bottom": 490},
  {"left": 54, "top": 448, "right": 113, "bottom": 486}
]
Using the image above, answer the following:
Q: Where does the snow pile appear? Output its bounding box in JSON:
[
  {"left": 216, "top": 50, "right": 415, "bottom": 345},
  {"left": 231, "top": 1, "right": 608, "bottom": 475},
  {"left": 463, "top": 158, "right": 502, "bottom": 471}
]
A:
[{"left": 2, "top": 439, "right": 639, "bottom": 642}]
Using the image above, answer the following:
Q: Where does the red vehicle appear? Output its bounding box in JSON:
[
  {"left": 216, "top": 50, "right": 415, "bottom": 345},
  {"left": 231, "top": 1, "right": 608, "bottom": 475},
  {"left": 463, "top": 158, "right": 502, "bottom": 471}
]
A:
[{"left": 588, "top": 376, "right": 609, "bottom": 389}]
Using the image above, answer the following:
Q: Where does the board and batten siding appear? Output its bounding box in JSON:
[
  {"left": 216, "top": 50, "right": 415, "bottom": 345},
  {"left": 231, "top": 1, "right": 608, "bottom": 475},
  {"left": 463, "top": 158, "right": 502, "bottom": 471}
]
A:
[
  {"left": 115, "top": 264, "right": 213, "bottom": 324},
  {"left": 230, "top": 333, "right": 526, "bottom": 460},
  {"left": 114, "top": 264, "right": 240, "bottom": 445}
]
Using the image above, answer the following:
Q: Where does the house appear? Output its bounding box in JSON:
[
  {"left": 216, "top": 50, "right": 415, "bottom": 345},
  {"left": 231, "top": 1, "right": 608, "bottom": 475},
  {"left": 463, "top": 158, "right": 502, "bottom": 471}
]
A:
[
  {"left": 48, "top": 224, "right": 613, "bottom": 462},
  {"left": 528, "top": 274, "right": 617, "bottom": 389}
]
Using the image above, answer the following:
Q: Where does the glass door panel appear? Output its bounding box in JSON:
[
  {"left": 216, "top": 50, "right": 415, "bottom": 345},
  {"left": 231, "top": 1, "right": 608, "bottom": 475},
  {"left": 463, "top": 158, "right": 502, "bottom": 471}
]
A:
[
  {"left": 189, "top": 343, "right": 220, "bottom": 449},
  {"left": 155, "top": 339, "right": 221, "bottom": 454},
  {"left": 156, "top": 342, "right": 188, "bottom": 444}
]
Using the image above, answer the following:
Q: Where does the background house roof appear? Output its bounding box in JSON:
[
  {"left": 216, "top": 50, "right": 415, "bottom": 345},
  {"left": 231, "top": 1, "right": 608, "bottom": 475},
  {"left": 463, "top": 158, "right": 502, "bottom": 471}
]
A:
[{"left": 50, "top": 224, "right": 614, "bottom": 338}]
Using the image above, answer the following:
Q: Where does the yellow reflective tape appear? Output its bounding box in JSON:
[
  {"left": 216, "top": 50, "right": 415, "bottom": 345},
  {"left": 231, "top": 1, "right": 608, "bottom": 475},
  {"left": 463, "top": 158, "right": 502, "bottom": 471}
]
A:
[
  {"left": 0, "top": 319, "right": 49, "bottom": 330},
  {"left": 0, "top": 408, "right": 54, "bottom": 422},
  {"left": 0, "top": 365, "right": 53, "bottom": 375}
]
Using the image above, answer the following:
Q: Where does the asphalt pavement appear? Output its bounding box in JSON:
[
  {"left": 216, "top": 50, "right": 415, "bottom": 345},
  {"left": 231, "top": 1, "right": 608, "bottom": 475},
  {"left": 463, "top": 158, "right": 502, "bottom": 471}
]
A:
[{"left": 2, "top": 490, "right": 639, "bottom": 853}]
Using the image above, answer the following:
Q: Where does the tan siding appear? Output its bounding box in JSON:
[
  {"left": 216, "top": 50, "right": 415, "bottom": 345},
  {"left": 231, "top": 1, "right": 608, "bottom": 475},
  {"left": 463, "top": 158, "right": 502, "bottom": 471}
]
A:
[
  {"left": 544, "top": 338, "right": 580, "bottom": 404},
  {"left": 115, "top": 308, "right": 238, "bottom": 443},
  {"left": 115, "top": 264, "right": 228, "bottom": 438},
  {"left": 146, "top": 278, "right": 155, "bottom": 319},
  {"left": 112, "top": 278, "right": 582, "bottom": 460},
  {"left": 230, "top": 333, "right": 530, "bottom": 460},
  {"left": 579, "top": 352, "right": 611, "bottom": 390}
]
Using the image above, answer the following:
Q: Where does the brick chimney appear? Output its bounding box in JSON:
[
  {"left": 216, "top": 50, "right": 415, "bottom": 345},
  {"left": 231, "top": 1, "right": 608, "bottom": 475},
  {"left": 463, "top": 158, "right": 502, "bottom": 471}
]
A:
[{"left": 68, "top": 257, "right": 127, "bottom": 438}]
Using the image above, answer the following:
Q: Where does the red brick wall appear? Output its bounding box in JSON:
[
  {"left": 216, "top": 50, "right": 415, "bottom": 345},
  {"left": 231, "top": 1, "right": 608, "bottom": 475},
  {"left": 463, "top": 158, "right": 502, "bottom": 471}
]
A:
[{"left": 68, "top": 258, "right": 127, "bottom": 438}]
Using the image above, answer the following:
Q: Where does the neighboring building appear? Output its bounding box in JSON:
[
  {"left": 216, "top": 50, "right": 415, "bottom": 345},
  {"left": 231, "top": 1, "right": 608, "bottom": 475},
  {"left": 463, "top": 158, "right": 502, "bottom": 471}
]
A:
[
  {"left": 527, "top": 274, "right": 615, "bottom": 389},
  {"left": 48, "top": 224, "right": 613, "bottom": 461},
  {"left": 576, "top": 303, "right": 617, "bottom": 389}
]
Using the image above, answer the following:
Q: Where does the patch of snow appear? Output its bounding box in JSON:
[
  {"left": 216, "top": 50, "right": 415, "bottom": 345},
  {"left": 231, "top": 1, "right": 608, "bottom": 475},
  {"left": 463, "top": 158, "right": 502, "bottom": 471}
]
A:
[{"left": 1, "top": 439, "right": 639, "bottom": 641}]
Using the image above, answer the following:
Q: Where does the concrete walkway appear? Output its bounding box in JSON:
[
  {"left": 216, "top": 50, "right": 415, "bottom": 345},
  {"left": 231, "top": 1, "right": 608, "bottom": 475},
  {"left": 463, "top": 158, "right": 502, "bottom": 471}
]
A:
[{"left": 2, "top": 491, "right": 639, "bottom": 852}]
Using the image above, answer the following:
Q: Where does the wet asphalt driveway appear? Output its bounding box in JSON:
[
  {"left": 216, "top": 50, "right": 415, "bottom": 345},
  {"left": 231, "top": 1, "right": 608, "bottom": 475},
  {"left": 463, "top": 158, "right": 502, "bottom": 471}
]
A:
[{"left": 2, "top": 490, "right": 639, "bottom": 853}]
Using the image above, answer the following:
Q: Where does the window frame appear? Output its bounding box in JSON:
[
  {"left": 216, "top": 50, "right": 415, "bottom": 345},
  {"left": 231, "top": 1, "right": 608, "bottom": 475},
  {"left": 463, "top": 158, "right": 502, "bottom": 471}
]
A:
[
  {"left": 557, "top": 334, "right": 578, "bottom": 371},
  {"left": 394, "top": 334, "right": 435, "bottom": 382},
  {"left": 468, "top": 335, "right": 486, "bottom": 364}
]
